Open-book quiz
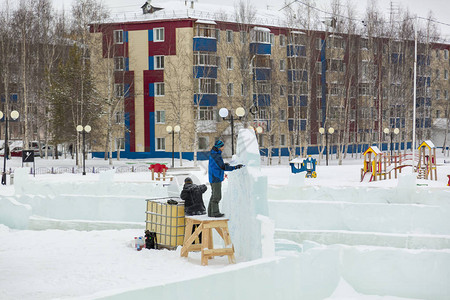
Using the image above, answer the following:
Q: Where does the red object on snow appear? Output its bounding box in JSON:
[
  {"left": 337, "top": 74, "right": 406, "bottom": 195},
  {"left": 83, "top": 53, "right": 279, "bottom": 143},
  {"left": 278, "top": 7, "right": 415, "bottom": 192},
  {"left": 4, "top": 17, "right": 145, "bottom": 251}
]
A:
[
  {"left": 447, "top": 175, "right": 450, "bottom": 186},
  {"left": 149, "top": 163, "right": 168, "bottom": 173},
  {"left": 149, "top": 163, "right": 169, "bottom": 181}
]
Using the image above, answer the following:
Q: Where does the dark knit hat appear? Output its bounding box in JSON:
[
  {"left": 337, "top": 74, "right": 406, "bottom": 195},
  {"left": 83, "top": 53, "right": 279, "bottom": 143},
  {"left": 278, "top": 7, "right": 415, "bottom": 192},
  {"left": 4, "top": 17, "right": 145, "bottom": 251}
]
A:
[
  {"left": 184, "top": 177, "right": 193, "bottom": 184},
  {"left": 214, "top": 140, "right": 224, "bottom": 148}
]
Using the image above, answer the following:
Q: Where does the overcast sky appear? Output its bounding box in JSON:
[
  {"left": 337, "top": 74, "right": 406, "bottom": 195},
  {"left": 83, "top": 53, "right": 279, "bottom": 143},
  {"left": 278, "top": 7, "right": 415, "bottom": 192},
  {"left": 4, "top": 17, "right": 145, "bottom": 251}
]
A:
[{"left": 2, "top": 0, "right": 450, "bottom": 39}]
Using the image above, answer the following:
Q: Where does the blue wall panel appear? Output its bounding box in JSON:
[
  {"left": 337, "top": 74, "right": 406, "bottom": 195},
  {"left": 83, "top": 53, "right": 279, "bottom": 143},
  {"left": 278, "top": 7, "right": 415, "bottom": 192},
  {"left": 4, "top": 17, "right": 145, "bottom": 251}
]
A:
[
  {"left": 148, "top": 56, "right": 154, "bottom": 70},
  {"left": 250, "top": 43, "right": 271, "bottom": 55},
  {"left": 148, "top": 30, "right": 153, "bottom": 42},
  {"left": 193, "top": 38, "right": 217, "bottom": 52},
  {"left": 193, "top": 66, "right": 218, "bottom": 78},
  {"left": 148, "top": 83, "right": 155, "bottom": 97},
  {"left": 255, "top": 68, "right": 271, "bottom": 81},
  {"left": 252, "top": 94, "right": 270, "bottom": 106},
  {"left": 194, "top": 94, "right": 217, "bottom": 106}
]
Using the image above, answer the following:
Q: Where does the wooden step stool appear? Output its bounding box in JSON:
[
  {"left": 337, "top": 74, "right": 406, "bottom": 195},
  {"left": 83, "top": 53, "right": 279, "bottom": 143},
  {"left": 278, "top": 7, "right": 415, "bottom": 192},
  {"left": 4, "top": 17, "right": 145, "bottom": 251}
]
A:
[{"left": 180, "top": 216, "right": 236, "bottom": 266}]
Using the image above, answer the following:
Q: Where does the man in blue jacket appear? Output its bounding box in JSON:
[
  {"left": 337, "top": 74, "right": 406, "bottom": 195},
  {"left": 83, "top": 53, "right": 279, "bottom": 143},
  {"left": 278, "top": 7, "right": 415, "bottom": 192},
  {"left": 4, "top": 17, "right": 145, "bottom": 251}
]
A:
[{"left": 208, "top": 140, "right": 243, "bottom": 217}]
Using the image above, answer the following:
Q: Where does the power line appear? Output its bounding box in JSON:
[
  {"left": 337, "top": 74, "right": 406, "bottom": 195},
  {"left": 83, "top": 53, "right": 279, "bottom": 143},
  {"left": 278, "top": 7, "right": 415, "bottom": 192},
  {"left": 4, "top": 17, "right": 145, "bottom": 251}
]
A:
[{"left": 281, "top": 0, "right": 450, "bottom": 28}]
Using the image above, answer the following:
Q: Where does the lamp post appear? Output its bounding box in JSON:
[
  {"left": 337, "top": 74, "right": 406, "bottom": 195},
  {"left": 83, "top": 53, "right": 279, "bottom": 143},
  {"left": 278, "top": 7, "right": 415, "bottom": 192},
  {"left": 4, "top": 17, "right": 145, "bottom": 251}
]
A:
[
  {"left": 383, "top": 127, "right": 400, "bottom": 157},
  {"left": 0, "top": 110, "right": 19, "bottom": 185},
  {"left": 319, "top": 127, "right": 334, "bottom": 166},
  {"left": 166, "top": 125, "right": 180, "bottom": 168},
  {"left": 76, "top": 125, "right": 91, "bottom": 175},
  {"left": 219, "top": 107, "right": 245, "bottom": 155}
]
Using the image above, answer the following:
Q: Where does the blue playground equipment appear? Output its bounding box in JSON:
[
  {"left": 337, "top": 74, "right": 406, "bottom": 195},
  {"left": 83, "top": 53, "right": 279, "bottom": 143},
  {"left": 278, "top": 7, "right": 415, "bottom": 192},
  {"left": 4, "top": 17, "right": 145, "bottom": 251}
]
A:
[{"left": 289, "top": 155, "right": 317, "bottom": 178}]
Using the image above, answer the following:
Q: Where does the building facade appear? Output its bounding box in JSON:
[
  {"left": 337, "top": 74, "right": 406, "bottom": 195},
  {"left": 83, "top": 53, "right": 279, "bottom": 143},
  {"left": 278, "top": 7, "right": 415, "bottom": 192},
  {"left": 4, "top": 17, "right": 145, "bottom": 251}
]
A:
[{"left": 89, "top": 15, "right": 450, "bottom": 160}]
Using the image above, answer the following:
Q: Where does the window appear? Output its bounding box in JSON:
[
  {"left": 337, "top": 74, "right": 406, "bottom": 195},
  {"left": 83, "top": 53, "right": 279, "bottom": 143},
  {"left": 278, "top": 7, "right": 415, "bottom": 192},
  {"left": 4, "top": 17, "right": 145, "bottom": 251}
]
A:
[
  {"left": 198, "top": 106, "right": 214, "bottom": 120},
  {"left": 155, "top": 82, "right": 165, "bottom": 96},
  {"left": 156, "top": 110, "right": 165, "bottom": 123},
  {"left": 114, "top": 83, "right": 124, "bottom": 98},
  {"left": 326, "top": 59, "right": 344, "bottom": 72},
  {"left": 193, "top": 52, "right": 217, "bottom": 66},
  {"left": 329, "top": 84, "right": 341, "bottom": 96},
  {"left": 156, "top": 138, "right": 165, "bottom": 150},
  {"left": 280, "top": 134, "right": 286, "bottom": 146},
  {"left": 436, "top": 110, "right": 440, "bottom": 118},
  {"left": 217, "top": 56, "right": 221, "bottom": 69},
  {"left": 114, "top": 57, "right": 125, "bottom": 71},
  {"left": 280, "top": 34, "right": 286, "bottom": 47},
  {"left": 240, "top": 31, "right": 247, "bottom": 44},
  {"left": 216, "top": 82, "right": 221, "bottom": 96},
  {"left": 270, "top": 33, "right": 275, "bottom": 45},
  {"left": 198, "top": 136, "right": 209, "bottom": 150},
  {"left": 199, "top": 78, "right": 216, "bottom": 94},
  {"left": 226, "top": 56, "right": 233, "bottom": 70},
  {"left": 280, "top": 59, "right": 286, "bottom": 71},
  {"left": 445, "top": 90, "right": 448, "bottom": 100},
  {"left": 445, "top": 49, "right": 449, "bottom": 60},
  {"left": 315, "top": 38, "right": 322, "bottom": 50},
  {"left": 436, "top": 49, "right": 440, "bottom": 59},
  {"left": 227, "top": 83, "right": 234, "bottom": 96},
  {"left": 194, "top": 23, "right": 216, "bottom": 38},
  {"left": 215, "top": 29, "right": 220, "bottom": 42},
  {"left": 241, "top": 83, "right": 247, "bottom": 96},
  {"left": 115, "top": 138, "right": 125, "bottom": 150},
  {"left": 327, "top": 36, "right": 344, "bottom": 49},
  {"left": 154, "top": 27, "right": 164, "bottom": 42},
  {"left": 115, "top": 111, "right": 124, "bottom": 124},
  {"left": 280, "top": 109, "right": 286, "bottom": 122},
  {"left": 114, "top": 30, "right": 123, "bottom": 44},
  {"left": 154, "top": 55, "right": 164, "bottom": 69},
  {"left": 436, "top": 69, "right": 440, "bottom": 79},
  {"left": 436, "top": 90, "right": 441, "bottom": 100},
  {"left": 280, "top": 85, "right": 286, "bottom": 97},
  {"left": 226, "top": 30, "right": 233, "bottom": 43},
  {"left": 445, "top": 69, "right": 448, "bottom": 80},
  {"left": 360, "top": 38, "right": 368, "bottom": 49},
  {"left": 251, "top": 28, "right": 270, "bottom": 43},
  {"left": 316, "top": 62, "right": 322, "bottom": 74}
]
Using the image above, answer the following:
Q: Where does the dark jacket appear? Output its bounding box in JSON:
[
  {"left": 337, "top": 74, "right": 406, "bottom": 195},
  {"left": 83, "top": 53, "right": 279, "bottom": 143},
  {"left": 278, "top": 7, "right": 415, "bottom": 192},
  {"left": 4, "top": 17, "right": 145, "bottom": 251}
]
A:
[
  {"left": 208, "top": 146, "right": 236, "bottom": 183},
  {"left": 180, "top": 182, "right": 207, "bottom": 214}
]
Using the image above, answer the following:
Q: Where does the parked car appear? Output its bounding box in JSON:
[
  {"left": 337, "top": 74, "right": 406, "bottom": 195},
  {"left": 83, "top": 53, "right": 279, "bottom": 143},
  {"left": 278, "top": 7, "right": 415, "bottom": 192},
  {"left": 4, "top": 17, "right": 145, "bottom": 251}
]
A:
[
  {"left": 0, "top": 146, "right": 24, "bottom": 157},
  {"left": 36, "top": 145, "right": 62, "bottom": 157}
]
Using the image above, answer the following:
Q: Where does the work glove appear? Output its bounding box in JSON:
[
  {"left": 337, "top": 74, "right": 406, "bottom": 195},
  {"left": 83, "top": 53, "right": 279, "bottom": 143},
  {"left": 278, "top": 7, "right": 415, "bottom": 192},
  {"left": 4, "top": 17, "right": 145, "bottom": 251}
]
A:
[{"left": 235, "top": 164, "right": 244, "bottom": 170}]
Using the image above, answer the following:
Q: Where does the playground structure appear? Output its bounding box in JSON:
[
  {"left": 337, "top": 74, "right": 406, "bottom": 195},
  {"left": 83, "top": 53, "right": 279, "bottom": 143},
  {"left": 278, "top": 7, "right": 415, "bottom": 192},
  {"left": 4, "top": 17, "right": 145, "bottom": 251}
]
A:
[
  {"left": 361, "top": 141, "right": 438, "bottom": 182},
  {"left": 290, "top": 155, "right": 317, "bottom": 178},
  {"left": 416, "top": 140, "right": 437, "bottom": 180},
  {"left": 361, "top": 146, "right": 413, "bottom": 182}
]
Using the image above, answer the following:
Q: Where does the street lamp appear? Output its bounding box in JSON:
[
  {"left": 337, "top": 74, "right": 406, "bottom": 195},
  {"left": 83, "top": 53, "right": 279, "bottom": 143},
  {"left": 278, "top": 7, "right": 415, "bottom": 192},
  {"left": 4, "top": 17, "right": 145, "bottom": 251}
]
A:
[
  {"left": 76, "top": 124, "right": 91, "bottom": 175},
  {"left": 383, "top": 127, "right": 400, "bottom": 157},
  {"left": 166, "top": 125, "right": 180, "bottom": 168},
  {"left": 219, "top": 107, "right": 245, "bottom": 155},
  {"left": 319, "top": 127, "right": 334, "bottom": 166},
  {"left": 0, "top": 110, "right": 19, "bottom": 185}
]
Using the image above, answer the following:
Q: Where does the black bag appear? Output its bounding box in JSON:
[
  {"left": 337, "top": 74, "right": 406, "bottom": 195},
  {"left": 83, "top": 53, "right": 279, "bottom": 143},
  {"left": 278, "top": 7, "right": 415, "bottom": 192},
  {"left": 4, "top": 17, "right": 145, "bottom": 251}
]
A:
[{"left": 145, "top": 230, "right": 158, "bottom": 249}]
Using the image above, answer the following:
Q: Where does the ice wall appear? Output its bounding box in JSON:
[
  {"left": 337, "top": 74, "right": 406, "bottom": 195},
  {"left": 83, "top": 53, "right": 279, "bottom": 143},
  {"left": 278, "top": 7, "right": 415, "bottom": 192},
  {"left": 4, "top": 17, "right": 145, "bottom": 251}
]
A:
[
  {"left": 93, "top": 244, "right": 450, "bottom": 300},
  {"left": 0, "top": 168, "right": 168, "bottom": 229},
  {"left": 222, "top": 128, "right": 272, "bottom": 261}
]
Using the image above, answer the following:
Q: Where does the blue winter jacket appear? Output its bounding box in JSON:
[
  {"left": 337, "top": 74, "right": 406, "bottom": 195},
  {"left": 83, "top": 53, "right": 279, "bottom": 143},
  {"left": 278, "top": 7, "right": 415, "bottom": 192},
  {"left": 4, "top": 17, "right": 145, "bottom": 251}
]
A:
[{"left": 208, "top": 147, "right": 236, "bottom": 183}]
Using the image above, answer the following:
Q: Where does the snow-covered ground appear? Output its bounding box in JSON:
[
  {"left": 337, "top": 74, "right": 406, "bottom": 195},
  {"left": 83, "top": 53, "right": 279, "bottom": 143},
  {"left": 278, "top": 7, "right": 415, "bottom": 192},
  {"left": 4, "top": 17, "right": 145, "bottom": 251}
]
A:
[{"left": 1, "top": 139, "right": 450, "bottom": 300}]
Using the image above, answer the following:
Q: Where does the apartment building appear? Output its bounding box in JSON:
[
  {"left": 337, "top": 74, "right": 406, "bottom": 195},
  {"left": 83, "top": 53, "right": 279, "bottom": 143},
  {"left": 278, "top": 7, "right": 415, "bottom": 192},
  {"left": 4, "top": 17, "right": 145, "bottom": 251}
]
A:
[{"left": 89, "top": 7, "right": 450, "bottom": 160}]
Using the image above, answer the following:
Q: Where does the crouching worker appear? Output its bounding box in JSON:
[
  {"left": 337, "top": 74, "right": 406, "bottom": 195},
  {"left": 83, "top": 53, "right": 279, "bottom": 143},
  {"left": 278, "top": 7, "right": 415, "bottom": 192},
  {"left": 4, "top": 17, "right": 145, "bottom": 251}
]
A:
[{"left": 180, "top": 177, "right": 207, "bottom": 216}]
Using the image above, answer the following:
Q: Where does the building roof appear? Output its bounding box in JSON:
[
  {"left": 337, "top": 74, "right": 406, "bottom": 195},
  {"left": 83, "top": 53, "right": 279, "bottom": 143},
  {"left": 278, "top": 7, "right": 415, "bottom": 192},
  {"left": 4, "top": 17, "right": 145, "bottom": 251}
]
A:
[{"left": 102, "top": 0, "right": 295, "bottom": 30}]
